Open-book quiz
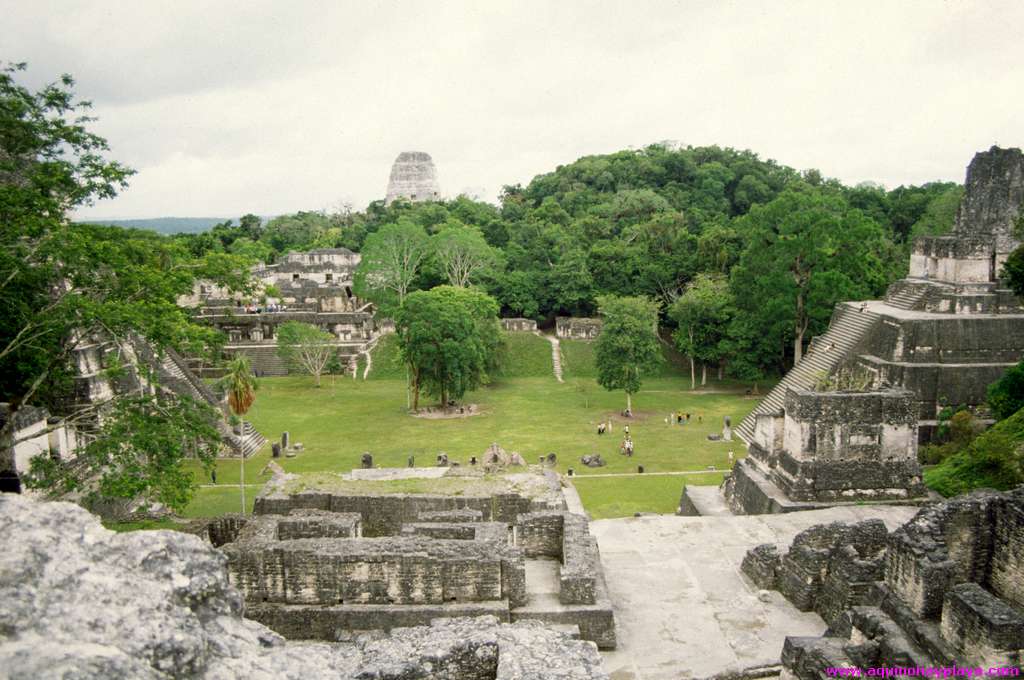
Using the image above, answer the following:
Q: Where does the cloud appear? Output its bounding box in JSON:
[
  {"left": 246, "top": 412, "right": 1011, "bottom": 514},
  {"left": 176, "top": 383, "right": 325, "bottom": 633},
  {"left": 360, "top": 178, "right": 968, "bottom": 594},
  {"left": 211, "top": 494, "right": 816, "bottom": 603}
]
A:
[{"left": 4, "top": 0, "right": 1021, "bottom": 219}]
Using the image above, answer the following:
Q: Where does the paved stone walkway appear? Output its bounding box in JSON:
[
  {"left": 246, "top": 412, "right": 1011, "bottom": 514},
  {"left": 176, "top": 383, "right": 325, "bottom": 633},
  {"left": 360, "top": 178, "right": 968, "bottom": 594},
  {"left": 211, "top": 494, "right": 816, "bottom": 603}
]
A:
[{"left": 591, "top": 506, "right": 919, "bottom": 679}]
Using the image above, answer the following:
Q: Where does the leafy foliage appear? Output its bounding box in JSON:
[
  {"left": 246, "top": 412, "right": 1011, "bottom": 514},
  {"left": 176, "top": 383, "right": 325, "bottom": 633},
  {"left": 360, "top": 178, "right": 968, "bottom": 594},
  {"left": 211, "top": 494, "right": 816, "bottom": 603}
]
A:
[
  {"left": 594, "top": 295, "right": 662, "bottom": 410},
  {"left": 669, "top": 274, "right": 734, "bottom": 388},
  {"left": 395, "top": 286, "right": 501, "bottom": 408},
  {"left": 352, "top": 219, "right": 431, "bottom": 313},
  {"left": 925, "top": 406, "right": 1024, "bottom": 497},
  {"left": 24, "top": 394, "right": 221, "bottom": 513},
  {"left": 218, "top": 355, "right": 258, "bottom": 415},
  {"left": 988, "top": 360, "right": 1024, "bottom": 421}
]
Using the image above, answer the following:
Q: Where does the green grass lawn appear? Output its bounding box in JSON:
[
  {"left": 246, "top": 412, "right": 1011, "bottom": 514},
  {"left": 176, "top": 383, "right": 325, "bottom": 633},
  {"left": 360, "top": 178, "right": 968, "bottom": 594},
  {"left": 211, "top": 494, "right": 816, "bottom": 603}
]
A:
[
  {"left": 573, "top": 473, "right": 725, "bottom": 519},
  {"left": 184, "top": 332, "right": 759, "bottom": 519}
]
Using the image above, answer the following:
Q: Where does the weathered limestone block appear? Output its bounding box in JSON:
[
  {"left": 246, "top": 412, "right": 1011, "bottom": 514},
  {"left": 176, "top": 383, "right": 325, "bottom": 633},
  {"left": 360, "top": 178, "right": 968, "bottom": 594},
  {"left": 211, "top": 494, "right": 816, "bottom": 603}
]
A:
[
  {"left": 561, "top": 514, "right": 600, "bottom": 606},
  {"left": 401, "top": 521, "right": 507, "bottom": 542},
  {"left": 517, "top": 511, "right": 565, "bottom": 558},
  {"left": 276, "top": 509, "right": 362, "bottom": 540},
  {"left": 940, "top": 583, "right": 1024, "bottom": 668},
  {"left": 773, "top": 389, "right": 925, "bottom": 503},
  {"left": 419, "top": 508, "right": 484, "bottom": 522},
  {"left": 741, "top": 543, "right": 781, "bottom": 590},
  {"left": 205, "top": 513, "right": 249, "bottom": 547},
  {"left": 885, "top": 490, "right": 1002, "bottom": 618},
  {"left": 990, "top": 488, "right": 1024, "bottom": 607}
]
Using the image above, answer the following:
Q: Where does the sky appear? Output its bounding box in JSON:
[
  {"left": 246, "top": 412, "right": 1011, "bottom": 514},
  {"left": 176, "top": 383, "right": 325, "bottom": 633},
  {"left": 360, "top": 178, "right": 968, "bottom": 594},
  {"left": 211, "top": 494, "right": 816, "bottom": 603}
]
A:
[{"left": 4, "top": 0, "right": 1023, "bottom": 220}]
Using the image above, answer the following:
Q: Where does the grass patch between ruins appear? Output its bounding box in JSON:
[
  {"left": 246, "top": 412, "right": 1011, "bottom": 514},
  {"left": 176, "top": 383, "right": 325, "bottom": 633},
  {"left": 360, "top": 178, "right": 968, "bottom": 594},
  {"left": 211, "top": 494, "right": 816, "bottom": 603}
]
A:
[{"left": 572, "top": 473, "right": 725, "bottom": 519}]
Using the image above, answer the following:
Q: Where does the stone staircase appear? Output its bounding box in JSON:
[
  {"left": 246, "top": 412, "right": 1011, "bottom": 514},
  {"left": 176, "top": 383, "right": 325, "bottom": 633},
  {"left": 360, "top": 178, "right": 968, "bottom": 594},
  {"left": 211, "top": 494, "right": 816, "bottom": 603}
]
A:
[
  {"left": 883, "top": 279, "right": 934, "bottom": 311},
  {"left": 160, "top": 347, "right": 220, "bottom": 406},
  {"left": 536, "top": 332, "right": 564, "bottom": 382},
  {"left": 734, "top": 303, "right": 882, "bottom": 444},
  {"left": 225, "top": 421, "right": 267, "bottom": 459}
]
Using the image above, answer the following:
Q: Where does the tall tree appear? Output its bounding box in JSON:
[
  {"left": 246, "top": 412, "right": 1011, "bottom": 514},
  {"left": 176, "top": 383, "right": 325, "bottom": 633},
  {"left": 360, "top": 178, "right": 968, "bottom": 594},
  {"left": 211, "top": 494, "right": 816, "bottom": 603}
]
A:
[
  {"left": 0, "top": 63, "right": 249, "bottom": 479},
  {"left": 669, "top": 274, "right": 735, "bottom": 388},
  {"left": 217, "top": 355, "right": 258, "bottom": 514},
  {"left": 276, "top": 321, "right": 336, "bottom": 387},
  {"left": 395, "top": 286, "right": 501, "bottom": 410},
  {"left": 729, "top": 186, "right": 894, "bottom": 366},
  {"left": 352, "top": 219, "right": 430, "bottom": 313},
  {"left": 431, "top": 222, "right": 499, "bottom": 287},
  {"left": 594, "top": 295, "right": 662, "bottom": 413}
]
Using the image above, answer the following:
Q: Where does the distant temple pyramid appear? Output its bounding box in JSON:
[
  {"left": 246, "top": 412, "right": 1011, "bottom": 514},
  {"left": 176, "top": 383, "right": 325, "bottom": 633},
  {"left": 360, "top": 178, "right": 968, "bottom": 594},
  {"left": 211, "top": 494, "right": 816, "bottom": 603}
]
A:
[{"left": 385, "top": 151, "right": 441, "bottom": 205}]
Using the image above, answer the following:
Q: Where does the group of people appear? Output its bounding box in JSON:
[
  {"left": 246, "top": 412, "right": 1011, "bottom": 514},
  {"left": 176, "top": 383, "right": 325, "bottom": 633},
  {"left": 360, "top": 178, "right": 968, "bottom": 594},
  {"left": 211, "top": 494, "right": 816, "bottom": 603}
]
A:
[
  {"left": 595, "top": 419, "right": 634, "bottom": 456},
  {"left": 667, "top": 411, "right": 701, "bottom": 426}
]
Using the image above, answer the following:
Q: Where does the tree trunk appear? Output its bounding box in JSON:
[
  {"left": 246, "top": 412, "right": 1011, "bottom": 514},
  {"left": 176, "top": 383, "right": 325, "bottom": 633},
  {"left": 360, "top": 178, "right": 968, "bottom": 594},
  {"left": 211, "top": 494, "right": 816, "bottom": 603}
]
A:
[
  {"left": 405, "top": 366, "right": 411, "bottom": 410},
  {"left": 626, "top": 391, "right": 632, "bottom": 414},
  {"left": 240, "top": 424, "right": 246, "bottom": 515},
  {"left": 689, "top": 356, "right": 696, "bottom": 390},
  {"left": 315, "top": 371, "right": 321, "bottom": 388},
  {"left": 701, "top": 364, "right": 707, "bottom": 386},
  {"left": 717, "top": 363, "right": 724, "bottom": 380},
  {"left": 794, "top": 291, "right": 806, "bottom": 365}
]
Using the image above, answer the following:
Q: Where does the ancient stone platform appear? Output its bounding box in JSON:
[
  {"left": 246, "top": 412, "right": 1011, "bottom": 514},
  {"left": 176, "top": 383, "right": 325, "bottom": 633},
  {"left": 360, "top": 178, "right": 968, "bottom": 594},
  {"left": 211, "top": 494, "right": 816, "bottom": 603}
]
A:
[{"left": 590, "top": 505, "right": 918, "bottom": 679}]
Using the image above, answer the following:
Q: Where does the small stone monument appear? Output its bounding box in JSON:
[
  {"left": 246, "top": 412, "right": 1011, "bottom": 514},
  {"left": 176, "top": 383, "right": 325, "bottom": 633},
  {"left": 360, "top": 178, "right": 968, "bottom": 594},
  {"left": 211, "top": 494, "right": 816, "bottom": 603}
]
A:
[
  {"left": 407, "top": 455, "right": 415, "bottom": 468},
  {"left": 637, "top": 465, "right": 644, "bottom": 474},
  {"left": 361, "top": 452, "right": 373, "bottom": 469},
  {"left": 546, "top": 452, "right": 557, "bottom": 466},
  {"left": 436, "top": 452, "right": 449, "bottom": 467},
  {"left": 281, "top": 432, "right": 290, "bottom": 450},
  {"left": 271, "top": 443, "right": 281, "bottom": 458},
  {"left": 722, "top": 416, "right": 732, "bottom": 442}
]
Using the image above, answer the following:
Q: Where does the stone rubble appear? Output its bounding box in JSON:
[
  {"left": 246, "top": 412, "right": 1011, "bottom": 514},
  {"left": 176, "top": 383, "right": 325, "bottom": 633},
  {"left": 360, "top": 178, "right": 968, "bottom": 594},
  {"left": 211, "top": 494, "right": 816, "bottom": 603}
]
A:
[{"left": 0, "top": 494, "right": 609, "bottom": 679}]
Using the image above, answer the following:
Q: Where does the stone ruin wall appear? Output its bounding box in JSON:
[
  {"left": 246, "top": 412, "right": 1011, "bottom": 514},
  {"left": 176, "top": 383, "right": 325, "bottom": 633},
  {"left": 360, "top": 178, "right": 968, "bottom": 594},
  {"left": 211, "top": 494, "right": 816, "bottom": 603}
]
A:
[
  {"left": 556, "top": 317, "right": 603, "bottom": 340},
  {"left": 910, "top": 146, "right": 1023, "bottom": 282},
  {"left": 740, "top": 488, "right": 1024, "bottom": 676},
  {"left": 210, "top": 486, "right": 617, "bottom": 649},
  {"left": 723, "top": 389, "right": 927, "bottom": 515},
  {"left": 0, "top": 494, "right": 609, "bottom": 679},
  {"left": 501, "top": 318, "right": 538, "bottom": 333}
]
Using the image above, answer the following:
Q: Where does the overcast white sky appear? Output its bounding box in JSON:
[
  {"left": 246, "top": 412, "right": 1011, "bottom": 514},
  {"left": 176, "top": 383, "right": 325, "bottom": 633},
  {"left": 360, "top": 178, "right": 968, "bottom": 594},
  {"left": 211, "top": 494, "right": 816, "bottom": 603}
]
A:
[{"left": 4, "top": 0, "right": 1022, "bottom": 220}]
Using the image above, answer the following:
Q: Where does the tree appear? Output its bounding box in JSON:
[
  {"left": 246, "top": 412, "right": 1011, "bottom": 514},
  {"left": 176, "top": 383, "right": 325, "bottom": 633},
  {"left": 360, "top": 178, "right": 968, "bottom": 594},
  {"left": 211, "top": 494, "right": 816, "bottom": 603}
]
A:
[
  {"left": 431, "top": 222, "right": 499, "bottom": 287},
  {"left": 594, "top": 295, "right": 662, "bottom": 412},
  {"left": 24, "top": 393, "right": 221, "bottom": 516},
  {"left": 352, "top": 219, "right": 430, "bottom": 313},
  {"left": 0, "top": 63, "right": 250, "bottom": 480},
  {"left": 218, "top": 355, "right": 258, "bottom": 514},
  {"left": 1003, "top": 245, "right": 1024, "bottom": 299},
  {"left": 669, "top": 274, "right": 735, "bottom": 389},
  {"left": 395, "top": 286, "right": 501, "bottom": 410},
  {"left": 276, "top": 321, "right": 336, "bottom": 387},
  {"left": 729, "top": 186, "right": 893, "bottom": 367},
  {"left": 988, "top": 360, "right": 1024, "bottom": 421}
]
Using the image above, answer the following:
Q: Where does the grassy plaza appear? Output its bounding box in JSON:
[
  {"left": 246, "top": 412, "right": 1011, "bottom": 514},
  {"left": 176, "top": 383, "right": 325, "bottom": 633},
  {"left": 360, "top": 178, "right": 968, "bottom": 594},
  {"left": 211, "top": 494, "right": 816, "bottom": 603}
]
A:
[{"left": 184, "top": 333, "right": 758, "bottom": 519}]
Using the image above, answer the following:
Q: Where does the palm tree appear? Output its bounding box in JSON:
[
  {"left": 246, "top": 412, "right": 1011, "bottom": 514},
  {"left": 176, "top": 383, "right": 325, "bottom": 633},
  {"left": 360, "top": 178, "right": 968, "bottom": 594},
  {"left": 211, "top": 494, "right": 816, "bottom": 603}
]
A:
[{"left": 218, "top": 355, "right": 258, "bottom": 514}]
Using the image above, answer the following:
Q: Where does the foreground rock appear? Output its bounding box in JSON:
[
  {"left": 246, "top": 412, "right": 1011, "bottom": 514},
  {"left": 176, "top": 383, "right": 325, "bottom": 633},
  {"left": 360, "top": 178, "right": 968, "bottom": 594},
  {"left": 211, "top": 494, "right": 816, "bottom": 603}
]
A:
[{"left": 0, "top": 495, "right": 608, "bottom": 679}]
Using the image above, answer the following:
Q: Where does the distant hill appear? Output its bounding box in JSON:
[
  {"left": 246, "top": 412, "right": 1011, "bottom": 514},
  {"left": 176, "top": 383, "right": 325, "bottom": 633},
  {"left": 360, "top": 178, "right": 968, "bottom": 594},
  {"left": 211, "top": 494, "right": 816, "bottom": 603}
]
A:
[{"left": 77, "top": 217, "right": 231, "bottom": 234}]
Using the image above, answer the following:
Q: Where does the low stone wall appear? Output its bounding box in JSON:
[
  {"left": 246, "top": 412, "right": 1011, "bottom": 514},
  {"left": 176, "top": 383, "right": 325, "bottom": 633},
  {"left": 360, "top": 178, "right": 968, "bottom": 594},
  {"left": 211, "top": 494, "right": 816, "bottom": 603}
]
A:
[
  {"left": 222, "top": 531, "right": 526, "bottom": 607},
  {"left": 276, "top": 509, "right": 362, "bottom": 540},
  {"left": 555, "top": 317, "right": 602, "bottom": 340},
  {"left": 255, "top": 490, "right": 553, "bottom": 537},
  {"left": 501, "top": 318, "right": 537, "bottom": 333}
]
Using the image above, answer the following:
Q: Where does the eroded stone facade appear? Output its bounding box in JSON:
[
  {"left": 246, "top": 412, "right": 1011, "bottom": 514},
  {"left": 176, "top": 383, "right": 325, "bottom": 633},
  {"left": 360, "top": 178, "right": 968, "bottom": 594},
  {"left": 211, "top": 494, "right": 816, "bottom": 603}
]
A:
[
  {"left": 717, "top": 389, "right": 927, "bottom": 515},
  {"left": 385, "top": 151, "right": 441, "bottom": 205},
  {"left": 203, "top": 475, "right": 617, "bottom": 649},
  {"left": 744, "top": 488, "right": 1024, "bottom": 677}
]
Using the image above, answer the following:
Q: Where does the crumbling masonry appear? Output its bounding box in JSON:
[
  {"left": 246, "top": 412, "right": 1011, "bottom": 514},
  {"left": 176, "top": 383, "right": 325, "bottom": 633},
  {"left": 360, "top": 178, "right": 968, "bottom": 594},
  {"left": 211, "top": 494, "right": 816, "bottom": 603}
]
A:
[
  {"left": 741, "top": 488, "right": 1024, "bottom": 676},
  {"left": 201, "top": 477, "right": 617, "bottom": 649}
]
